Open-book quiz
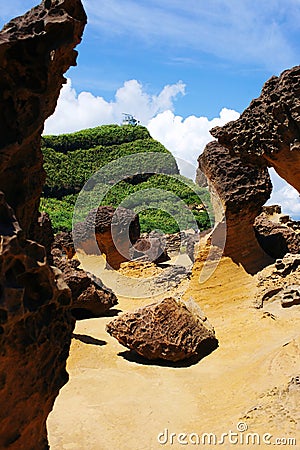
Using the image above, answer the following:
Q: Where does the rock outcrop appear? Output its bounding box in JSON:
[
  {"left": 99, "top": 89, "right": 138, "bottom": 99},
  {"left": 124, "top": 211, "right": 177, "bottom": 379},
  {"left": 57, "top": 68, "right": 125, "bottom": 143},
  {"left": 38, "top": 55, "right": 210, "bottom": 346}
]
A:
[
  {"left": 255, "top": 253, "right": 300, "bottom": 308},
  {"left": 31, "top": 212, "right": 55, "bottom": 263},
  {"left": 0, "top": 1, "right": 87, "bottom": 448},
  {"left": 52, "top": 249, "right": 118, "bottom": 319},
  {"left": 53, "top": 231, "right": 75, "bottom": 259},
  {"left": 106, "top": 297, "right": 218, "bottom": 362},
  {"left": 254, "top": 211, "right": 300, "bottom": 259},
  {"left": 198, "top": 141, "right": 273, "bottom": 273},
  {"left": 0, "top": 0, "right": 87, "bottom": 236},
  {"left": 0, "top": 194, "right": 74, "bottom": 449},
  {"left": 82, "top": 206, "right": 140, "bottom": 269},
  {"left": 131, "top": 232, "right": 170, "bottom": 264},
  {"left": 211, "top": 66, "right": 300, "bottom": 193}
]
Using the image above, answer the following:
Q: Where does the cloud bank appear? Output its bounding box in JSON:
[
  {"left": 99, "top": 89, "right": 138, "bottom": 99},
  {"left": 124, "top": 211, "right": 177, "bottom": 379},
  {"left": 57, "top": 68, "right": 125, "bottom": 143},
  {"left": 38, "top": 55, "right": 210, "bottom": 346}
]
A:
[{"left": 44, "top": 78, "right": 185, "bottom": 135}]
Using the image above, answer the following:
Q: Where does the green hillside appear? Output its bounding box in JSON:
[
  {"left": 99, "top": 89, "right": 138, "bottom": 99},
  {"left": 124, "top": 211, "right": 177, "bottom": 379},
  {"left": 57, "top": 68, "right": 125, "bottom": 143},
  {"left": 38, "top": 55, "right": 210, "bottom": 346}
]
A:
[{"left": 40, "top": 125, "right": 211, "bottom": 234}]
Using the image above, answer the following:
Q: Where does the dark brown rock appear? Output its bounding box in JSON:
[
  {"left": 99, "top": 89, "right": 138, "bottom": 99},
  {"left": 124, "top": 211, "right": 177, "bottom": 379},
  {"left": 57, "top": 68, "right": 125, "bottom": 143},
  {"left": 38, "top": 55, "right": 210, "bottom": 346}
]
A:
[
  {"left": 280, "top": 285, "right": 300, "bottom": 308},
  {"left": 53, "top": 231, "right": 75, "bottom": 259},
  {"left": 106, "top": 297, "right": 218, "bottom": 362},
  {"left": 31, "top": 212, "right": 55, "bottom": 263},
  {"left": 132, "top": 233, "right": 170, "bottom": 264},
  {"left": 0, "top": 1, "right": 86, "bottom": 448},
  {"left": 0, "top": 193, "right": 74, "bottom": 449},
  {"left": 254, "top": 213, "right": 300, "bottom": 259},
  {"left": 52, "top": 249, "right": 118, "bottom": 319},
  {"left": 82, "top": 206, "right": 140, "bottom": 269},
  {"left": 0, "top": 0, "right": 87, "bottom": 236},
  {"left": 211, "top": 66, "right": 300, "bottom": 193},
  {"left": 198, "top": 141, "right": 273, "bottom": 273}
]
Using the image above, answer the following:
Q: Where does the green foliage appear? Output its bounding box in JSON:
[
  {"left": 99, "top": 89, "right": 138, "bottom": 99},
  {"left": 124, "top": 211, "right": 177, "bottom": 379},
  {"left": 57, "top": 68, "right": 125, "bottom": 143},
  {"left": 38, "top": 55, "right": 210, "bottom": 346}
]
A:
[
  {"left": 42, "top": 124, "right": 151, "bottom": 153},
  {"left": 40, "top": 125, "right": 212, "bottom": 234},
  {"left": 40, "top": 196, "right": 76, "bottom": 233}
]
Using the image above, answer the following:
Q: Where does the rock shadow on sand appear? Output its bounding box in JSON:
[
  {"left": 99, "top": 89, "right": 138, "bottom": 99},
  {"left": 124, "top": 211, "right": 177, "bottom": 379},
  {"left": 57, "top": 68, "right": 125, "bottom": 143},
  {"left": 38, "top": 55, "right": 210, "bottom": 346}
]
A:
[{"left": 72, "top": 334, "right": 107, "bottom": 347}]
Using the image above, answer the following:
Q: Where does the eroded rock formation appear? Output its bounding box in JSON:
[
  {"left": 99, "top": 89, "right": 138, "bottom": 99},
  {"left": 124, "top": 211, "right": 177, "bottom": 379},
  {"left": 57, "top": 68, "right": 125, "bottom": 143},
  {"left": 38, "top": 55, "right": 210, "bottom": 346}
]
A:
[
  {"left": 255, "top": 253, "right": 300, "bottom": 308},
  {"left": 0, "top": 0, "right": 87, "bottom": 236},
  {"left": 254, "top": 210, "right": 300, "bottom": 259},
  {"left": 0, "top": 194, "right": 74, "bottom": 449},
  {"left": 106, "top": 297, "right": 218, "bottom": 362},
  {"left": 82, "top": 206, "right": 140, "bottom": 269},
  {"left": 0, "top": 1, "right": 87, "bottom": 448},
  {"left": 198, "top": 141, "right": 273, "bottom": 273},
  {"left": 52, "top": 248, "right": 118, "bottom": 319},
  {"left": 131, "top": 232, "right": 170, "bottom": 264},
  {"left": 211, "top": 66, "right": 300, "bottom": 193}
]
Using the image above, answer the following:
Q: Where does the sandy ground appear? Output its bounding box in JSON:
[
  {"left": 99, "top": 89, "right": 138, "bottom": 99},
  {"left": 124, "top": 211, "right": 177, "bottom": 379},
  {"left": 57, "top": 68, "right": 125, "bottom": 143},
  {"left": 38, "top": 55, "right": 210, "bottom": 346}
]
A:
[{"left": 47, "top": 256, "right": 300, "bottom": 450}]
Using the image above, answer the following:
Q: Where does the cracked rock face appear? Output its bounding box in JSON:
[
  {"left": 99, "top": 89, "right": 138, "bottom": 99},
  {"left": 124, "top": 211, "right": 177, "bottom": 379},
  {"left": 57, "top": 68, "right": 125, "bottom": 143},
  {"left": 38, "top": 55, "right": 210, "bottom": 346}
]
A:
[
  {"left": 0, "top": 0, "right": 87, "bottom": 236},
  {"left": 0, "top": 193, "right": 74, "bottom": 449},
  {"left": 106, "top": 297, "right": 218, "bottom": 362},
  {"left": 211, "top": 66, "right": 300, "bottom": 193}
]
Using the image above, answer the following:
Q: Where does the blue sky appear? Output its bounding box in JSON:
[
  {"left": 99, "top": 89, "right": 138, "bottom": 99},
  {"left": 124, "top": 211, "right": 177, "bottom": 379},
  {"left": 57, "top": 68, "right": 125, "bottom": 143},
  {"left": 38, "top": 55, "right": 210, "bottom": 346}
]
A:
[{"left": 1, "top": 0, "right": 300, "bottom": 217}]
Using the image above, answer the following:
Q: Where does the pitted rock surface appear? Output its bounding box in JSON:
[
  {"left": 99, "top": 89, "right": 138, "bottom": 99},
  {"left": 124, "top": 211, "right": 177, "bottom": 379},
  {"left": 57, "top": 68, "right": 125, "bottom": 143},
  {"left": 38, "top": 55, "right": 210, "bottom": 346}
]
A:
[
  {"left": 0, "top": 0, "right": 87, "bottom": 236},
  {"left": 0, "top": 1, "right": 86, "bottom": 448},
  {"left": 52, "top": 249, "right": 118, "bottom": 318},
  {"left": 0, "top": 193, "right": 74, "bottom": 449},
  {"left": 106, "top": 297, "right": 218, "bottom": 362},
  {"left": 211, "top": 66, "right": 300, "bottom": 193},
  {"left": 254, "top": 212, "right": 300, "bottom": 259},
  {"left": 198, "top": 141, "right": 273, "bottom": 273}
]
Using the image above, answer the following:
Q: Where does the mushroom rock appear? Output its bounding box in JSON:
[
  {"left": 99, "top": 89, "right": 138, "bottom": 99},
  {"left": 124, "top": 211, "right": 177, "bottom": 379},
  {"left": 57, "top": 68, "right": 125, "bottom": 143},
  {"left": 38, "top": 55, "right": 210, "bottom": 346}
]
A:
[
  {"left": 52, "top": 249, "right": 118, "bottom": 319},
  {"left": 211, "top": 66, "right": 300, "bottom": 193},
  {"left": 0, "top": 193, "right": 74, "bottom": 449},
  {"left": 0, "top": 0, "right": 87, "bottom": 236},
  {"left": 198, "top": 141, "right": 273, "bottom": 273},
  {"left": 85, "top": 206, "right": 140, "bottom": 270},
  {"left": 106, "top": 297, "right": 218, "bottom": 362}
]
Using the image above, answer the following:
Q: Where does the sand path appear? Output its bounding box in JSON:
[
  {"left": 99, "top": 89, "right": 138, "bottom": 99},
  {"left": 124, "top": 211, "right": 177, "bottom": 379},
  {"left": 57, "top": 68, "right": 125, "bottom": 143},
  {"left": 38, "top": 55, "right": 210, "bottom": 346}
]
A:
[{"left": 47, "top": 258, "right": 300, "bottom": 450}]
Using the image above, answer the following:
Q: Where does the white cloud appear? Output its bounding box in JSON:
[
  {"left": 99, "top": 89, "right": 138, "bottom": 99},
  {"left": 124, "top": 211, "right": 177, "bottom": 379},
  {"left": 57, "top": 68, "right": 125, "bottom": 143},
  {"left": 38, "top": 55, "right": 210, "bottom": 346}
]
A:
[
  {"left": 44, "top": 78, "right": 185, "bottom": 135},
  {"left": 147, "top": 108, "right": 240, "bottom": 174},
  {"left": 267, "top": 168, "right": 300, "bottom": 219}
]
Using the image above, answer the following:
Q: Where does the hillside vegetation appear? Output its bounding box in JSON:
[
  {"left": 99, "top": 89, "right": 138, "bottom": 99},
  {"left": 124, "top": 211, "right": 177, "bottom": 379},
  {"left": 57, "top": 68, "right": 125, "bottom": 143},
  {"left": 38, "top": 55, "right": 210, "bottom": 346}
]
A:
[{"left": 40, "top": 125, "right": 211, "bottom": 234}]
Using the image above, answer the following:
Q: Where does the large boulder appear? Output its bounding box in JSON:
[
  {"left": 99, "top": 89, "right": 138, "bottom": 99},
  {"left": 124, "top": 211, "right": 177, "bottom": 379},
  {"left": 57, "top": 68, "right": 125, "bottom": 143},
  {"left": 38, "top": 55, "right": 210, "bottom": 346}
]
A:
[
  {"left": 52, "top": 248, "right": 118, "bottom": 319},
  {"left": 106, "top": 297, "right": 218, "bottom": 362}
]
